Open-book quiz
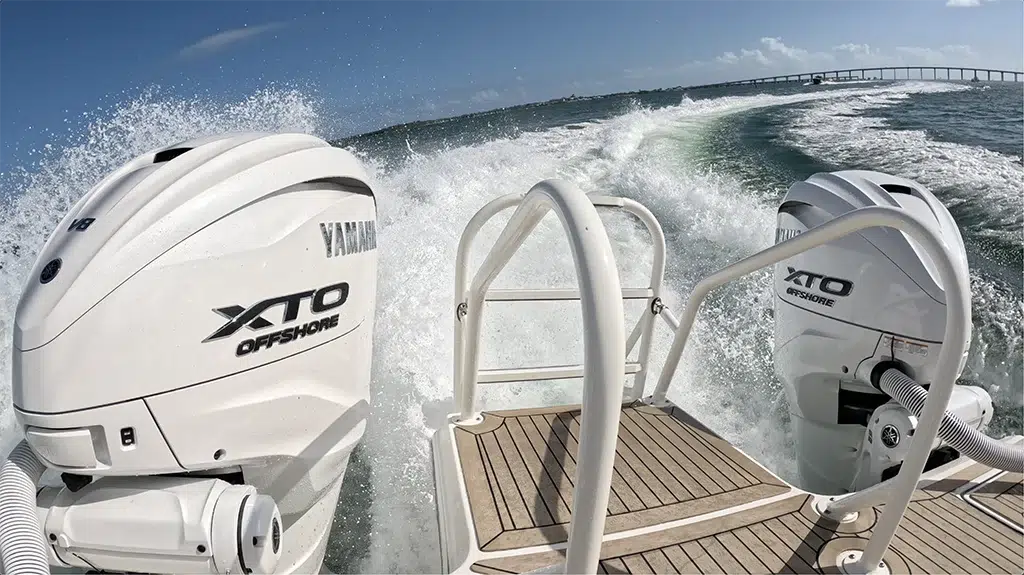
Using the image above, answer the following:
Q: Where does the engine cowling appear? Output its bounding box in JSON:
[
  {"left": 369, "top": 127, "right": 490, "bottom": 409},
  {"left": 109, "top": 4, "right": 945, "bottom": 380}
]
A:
[
  {"left": 9, "top": 132, "right": 379, "bottom": 574},
  {"left": 772, "top": 170, "right": 985, "bottom": 494},
  {"left": 7, "top": 130, "right": 385, "bottom": 572},
  {"left": 15, "top": 132, "right": 378, "bottom": 480}
]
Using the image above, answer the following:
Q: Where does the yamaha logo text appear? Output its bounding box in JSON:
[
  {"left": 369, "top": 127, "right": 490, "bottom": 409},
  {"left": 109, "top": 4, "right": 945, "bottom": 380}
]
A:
[
  {"left": 320, "top": 220, "right": 376, "bottom": 258},
  {"left": 204, "top": 283, "right": 349, "bottom": 357},
  {"left": 783, "top": 267, "right": 853, "bottom": 308}
]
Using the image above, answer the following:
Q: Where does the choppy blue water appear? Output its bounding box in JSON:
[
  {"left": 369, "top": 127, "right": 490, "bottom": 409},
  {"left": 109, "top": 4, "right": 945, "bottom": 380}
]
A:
[{"left": 0, "top": 79, "right": 1020, "bottom": 573}]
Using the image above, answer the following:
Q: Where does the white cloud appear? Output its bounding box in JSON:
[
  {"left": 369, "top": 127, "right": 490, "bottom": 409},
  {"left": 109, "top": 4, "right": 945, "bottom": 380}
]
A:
[
  {"left": 939, "top": 44, "right": 976, "bottom": 57},
  {"left": 625, "top": 66, "right": 655, "bottom": 79},
  {"left": 833, "top": 43, "right": 874, "bottom": 57},
  {"left": 745, "top": 48, "right": 771, "bottom": 65},
  {"left": 895, "top": 44, "right": 977, "bottom": 64},
  {"left": 470, "top": 89, "right": 501, "bottom": 104},
  {"left": 670, "top": 37, "right": 1000, "bottom": 85},
  {"left": 716, "top": 51, "right": 739, "bottom": 65},
  {"left": 946, "top": 0, "right": 983, "bottom": 7},
  {"left": 178, "top": 22, "right": 285, "bottom": 60},
  {"left": 705, "top": 38, "right": 834, "bottom": 70},
  {"left": 761, "top": 37, "right": 808, "bottom": 61},
  {"left": 612, "top": 33, "right": 1020, "bottom": 94}
]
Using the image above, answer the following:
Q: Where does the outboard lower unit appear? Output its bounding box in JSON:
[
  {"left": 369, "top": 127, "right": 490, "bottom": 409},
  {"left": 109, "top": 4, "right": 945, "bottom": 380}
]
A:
[
  {"left": 1, "top": 132, "right": 378, "bottom": 574},
  {"left": 772, "top": 170, "right": 991, "bottom": 495}
]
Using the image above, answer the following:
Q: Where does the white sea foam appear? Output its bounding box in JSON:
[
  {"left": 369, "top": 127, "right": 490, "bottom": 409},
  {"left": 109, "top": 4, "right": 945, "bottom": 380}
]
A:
[{"left": 0, "top": 79, "right": 1012, "bottom": 573}]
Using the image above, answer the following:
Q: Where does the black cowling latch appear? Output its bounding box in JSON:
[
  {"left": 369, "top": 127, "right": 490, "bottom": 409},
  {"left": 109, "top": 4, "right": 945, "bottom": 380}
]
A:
[{"left": 61, "top": 472, "right": 92, "bottom": 493}]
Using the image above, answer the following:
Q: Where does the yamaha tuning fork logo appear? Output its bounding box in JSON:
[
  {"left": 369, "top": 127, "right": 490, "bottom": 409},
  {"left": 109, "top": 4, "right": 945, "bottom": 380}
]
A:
[
  {"left": 880, "top": 424, "right": 901, "bottom": 449},
  {"left": 204, "top": 283, "right": 349, "bottom": 357}
]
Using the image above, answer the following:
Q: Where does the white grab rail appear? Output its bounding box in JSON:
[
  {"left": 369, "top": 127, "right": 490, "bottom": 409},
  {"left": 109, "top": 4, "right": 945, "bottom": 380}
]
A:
[
  {"left": 651, "top": 205, "right": 971, "bottom": 574},
  {"left": 453, "top": 179, "right": 626, "bottom": 575},
  {"left": 453, "top": 192, "right": 666, "bottom": 411},
  {"left": 590, "top": 195, "right": 667, "bottom": 400}
]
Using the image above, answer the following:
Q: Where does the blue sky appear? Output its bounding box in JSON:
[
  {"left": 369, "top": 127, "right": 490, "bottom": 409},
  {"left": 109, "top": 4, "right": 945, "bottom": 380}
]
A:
[{"left": 2, "top": 0, "right": 1021, "bottom": 168}]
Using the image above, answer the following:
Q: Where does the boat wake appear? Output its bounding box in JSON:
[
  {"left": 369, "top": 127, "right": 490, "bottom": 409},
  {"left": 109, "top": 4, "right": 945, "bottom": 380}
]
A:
[{"left": 0, "top": 79, "right": 1018, "bottom": 573}]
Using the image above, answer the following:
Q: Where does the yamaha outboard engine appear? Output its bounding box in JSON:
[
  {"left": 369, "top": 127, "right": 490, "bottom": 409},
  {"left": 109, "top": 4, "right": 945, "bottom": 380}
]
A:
[
  {"left": 772, "top": 170, "right": 991, "bottom": 495},
  {"left": 1, "top": 132, "right": 377, "bottom": 574}
]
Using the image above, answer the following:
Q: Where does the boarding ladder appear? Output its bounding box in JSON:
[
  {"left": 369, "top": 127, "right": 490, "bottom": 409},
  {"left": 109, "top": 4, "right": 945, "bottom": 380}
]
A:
[
  {"left": 452, "top": 184, "right": 672, "bottom": 420},
  {"left": 452, "top": 179, "right": 971, "bottom": 575}
]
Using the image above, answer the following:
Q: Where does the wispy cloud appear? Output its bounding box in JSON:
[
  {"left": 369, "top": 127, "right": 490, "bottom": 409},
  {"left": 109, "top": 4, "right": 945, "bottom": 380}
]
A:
[
  {"left": 833, "top": 43, "right": 874, "bottom": 57},
  {"left": 712, "top": 37, "right": 836, "bottom": 69},
  {"left": 610, "top": 34, "right": 1023, "bottom": 90},
  {"left": 470, "top": 88, "right": 501, "bottom": 104},
  {"left": 178, "top": 22, "right": 285, "bottom": 60},
  {"left": 665, "top": 36, "right": 996, "bottom": 85},
  {"left": 946, "top": 0, "right": 983, "bottom": 7},
  {"left": 896, "top": 44, "right": 977, "bottom": 62},
  {"left": 622, "top": 35, "right": 991, "bottom": 85}
]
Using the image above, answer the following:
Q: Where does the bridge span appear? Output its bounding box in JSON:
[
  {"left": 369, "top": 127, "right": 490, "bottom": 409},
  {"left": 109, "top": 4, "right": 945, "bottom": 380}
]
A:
[{"left": 682, "top": 66, "right": 1022, "bottom": 90}]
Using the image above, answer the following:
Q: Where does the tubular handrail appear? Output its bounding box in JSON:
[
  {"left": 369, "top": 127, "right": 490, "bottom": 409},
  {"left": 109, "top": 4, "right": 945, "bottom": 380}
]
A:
[
  {"left": 601, "top": 196, "right": 666, "bottom": 399},
  {"left": 452, "top": 191, "right": 667, "bottom": 409},
  {"left": 650, "top": 205, "right": 971, "bottom": 574},
  {"left": 452, "top": 192, "right": 523, "bottom": 415},
  {"left": 823, "top": 474, "right": 900, "bottom": 518},
  {"left": 453, "top": 179, "right": 626, "bottom": 574}
]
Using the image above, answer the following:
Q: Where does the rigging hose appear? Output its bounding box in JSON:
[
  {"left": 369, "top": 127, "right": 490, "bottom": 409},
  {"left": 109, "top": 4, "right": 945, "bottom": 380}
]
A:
[
  {"left": 0, "top": 440, "right": 49, "bottom": 575},
  {"left": 878, "top": 368, "right": 1024, "bottom": 472}
]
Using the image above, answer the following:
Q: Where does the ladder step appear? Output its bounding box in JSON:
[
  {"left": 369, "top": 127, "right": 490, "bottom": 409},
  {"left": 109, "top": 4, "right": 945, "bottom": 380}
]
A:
[
  {"left": 486, "top": 288, "right": 653, "bottom": 302},
  {"left": 478, "top": 362, "right": 642, "bottom": 384}
]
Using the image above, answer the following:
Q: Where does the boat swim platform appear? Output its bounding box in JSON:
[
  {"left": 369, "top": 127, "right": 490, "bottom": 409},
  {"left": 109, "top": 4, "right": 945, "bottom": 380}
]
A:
[{"left": 431, "top": 401, "right": 1024, "bottom": 574}]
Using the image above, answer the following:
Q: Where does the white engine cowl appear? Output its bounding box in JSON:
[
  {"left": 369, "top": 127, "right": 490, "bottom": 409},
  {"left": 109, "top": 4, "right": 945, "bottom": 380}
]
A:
[
  {"left": 10, "top": 132, "right": 378, "bottom": 573},
  {"left": 14, "top": 131, "right": 377, "bottom": 475},
  {"left": 772, "top": 170, "right": 982, "bottom": 495}
]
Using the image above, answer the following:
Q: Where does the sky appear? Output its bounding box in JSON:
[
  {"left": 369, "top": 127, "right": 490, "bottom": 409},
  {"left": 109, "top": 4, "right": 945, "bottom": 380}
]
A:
[{"left": 1, "top": 0, "right": 1022, "bottom": 168}]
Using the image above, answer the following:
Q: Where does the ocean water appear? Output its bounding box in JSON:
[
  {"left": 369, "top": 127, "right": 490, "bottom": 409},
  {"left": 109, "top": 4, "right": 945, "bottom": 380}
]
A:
[{"left": 0, "top": 79, "right": 1021, "bottom": 573}]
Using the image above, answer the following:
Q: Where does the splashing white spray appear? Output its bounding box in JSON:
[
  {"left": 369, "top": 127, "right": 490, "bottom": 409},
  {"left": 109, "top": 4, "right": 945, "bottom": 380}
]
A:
[
  {"left": 344, "top": 80, "right": 979, "bottom": 573},
  {"left": 0, "top": 80, "right": 999, "bottom": 575},
  {"left": 0, "top": 86, "right": 323, "bottom": 452}
]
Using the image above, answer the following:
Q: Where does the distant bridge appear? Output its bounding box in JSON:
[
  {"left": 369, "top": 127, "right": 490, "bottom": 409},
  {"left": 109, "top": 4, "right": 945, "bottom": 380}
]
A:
[{"left": 682, "top": 66, "right": 1023, "bottom": 90}]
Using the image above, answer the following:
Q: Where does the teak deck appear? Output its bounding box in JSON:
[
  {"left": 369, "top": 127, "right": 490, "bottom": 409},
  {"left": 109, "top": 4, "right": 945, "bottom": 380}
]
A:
[{"left": 450, "top": 402, "right": 1024, "bottom": 574}]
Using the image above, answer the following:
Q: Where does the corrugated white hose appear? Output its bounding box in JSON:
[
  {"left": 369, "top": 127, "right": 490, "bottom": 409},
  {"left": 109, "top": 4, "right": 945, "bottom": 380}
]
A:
[
  {"left": 879, "top": 368, "right": 1024, "bottom": 472},
  {"left": 0, "top": 441, "right": 49, "bottom": 575}
]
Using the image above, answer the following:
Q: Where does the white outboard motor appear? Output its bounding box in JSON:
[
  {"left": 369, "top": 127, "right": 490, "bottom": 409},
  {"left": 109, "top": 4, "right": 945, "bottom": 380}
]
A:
[
  {"left": 1, "top": 132, "right": 377, "bottom": 574},
  {"left": 772, "top": 170, "right": 991, "bottom": 495}
]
